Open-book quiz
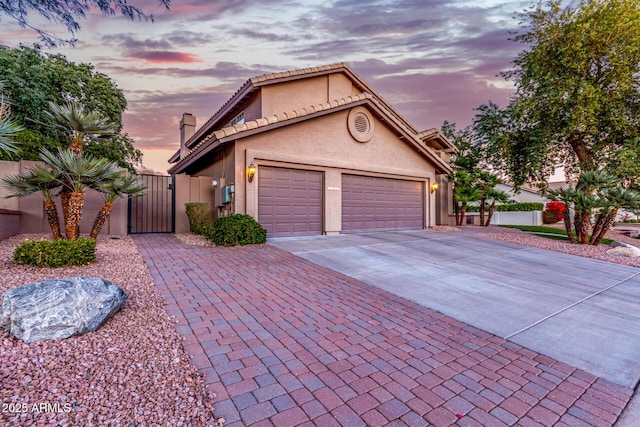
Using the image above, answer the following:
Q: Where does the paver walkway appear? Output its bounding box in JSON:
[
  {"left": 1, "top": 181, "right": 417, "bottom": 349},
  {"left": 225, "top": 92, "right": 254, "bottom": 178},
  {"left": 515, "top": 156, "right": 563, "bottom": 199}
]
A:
[{"left": 134, "top": 235, "right": 633, "bottom": 426}]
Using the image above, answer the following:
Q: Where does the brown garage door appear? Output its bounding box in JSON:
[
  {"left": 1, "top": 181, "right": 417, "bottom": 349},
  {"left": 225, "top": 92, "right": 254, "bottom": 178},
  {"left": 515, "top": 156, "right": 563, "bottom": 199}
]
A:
[
  {"left": 258, "top": 166, "right": 323, "bottom": 237},
  {"left": 342, "top": 174, "right": 424, "bottom": 233}
]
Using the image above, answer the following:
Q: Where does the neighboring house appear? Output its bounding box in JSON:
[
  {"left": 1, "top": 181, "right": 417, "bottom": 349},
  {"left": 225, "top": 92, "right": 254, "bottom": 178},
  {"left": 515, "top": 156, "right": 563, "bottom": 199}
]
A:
[
  {"left": 496, "top": 183, "right": 550, "bottom": 204},
  {"left": 168, "top": 63, "right": 456, "bottom": 237}
]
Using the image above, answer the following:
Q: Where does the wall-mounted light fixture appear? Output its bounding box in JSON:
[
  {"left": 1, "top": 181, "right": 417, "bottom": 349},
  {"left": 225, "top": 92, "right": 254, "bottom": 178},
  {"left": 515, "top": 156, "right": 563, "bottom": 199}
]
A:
[
  {"left": 247, "top": 162, "right": 257, "bottom": 183},
  {"left": 430, "top": 182, "right": 439, "bottom": 193}
]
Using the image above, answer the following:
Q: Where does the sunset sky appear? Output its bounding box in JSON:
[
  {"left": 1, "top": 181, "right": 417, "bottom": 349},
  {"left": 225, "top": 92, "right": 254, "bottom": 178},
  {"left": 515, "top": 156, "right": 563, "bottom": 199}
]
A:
[{"left": 2, "top": 0, "right": 532, "bottom": 173}]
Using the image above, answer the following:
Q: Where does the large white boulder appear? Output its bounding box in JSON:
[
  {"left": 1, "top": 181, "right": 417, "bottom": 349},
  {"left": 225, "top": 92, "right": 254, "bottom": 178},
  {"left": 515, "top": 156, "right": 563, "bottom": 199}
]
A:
[
  {"left": 607, "top": 242, "right": 640, "bottom": 258},
  {"left": 0, "top": 277, "right": 127, "bottom": 343}
]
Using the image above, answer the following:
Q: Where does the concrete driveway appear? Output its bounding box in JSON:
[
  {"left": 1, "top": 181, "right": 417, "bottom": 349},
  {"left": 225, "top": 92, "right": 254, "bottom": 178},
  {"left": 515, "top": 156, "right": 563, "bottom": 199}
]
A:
[{"left": 270, "top": 229, "right": 640, "bottom": 389}]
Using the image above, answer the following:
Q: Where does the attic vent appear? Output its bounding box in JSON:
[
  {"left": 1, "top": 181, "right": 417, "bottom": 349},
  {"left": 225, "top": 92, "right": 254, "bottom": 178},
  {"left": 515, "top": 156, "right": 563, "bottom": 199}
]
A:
[
  {"left": 354, "top": 114, "right": 369, "bottom": 133},
  {"left": 347, "top": 107, "right": 374, "bottom": 143}
]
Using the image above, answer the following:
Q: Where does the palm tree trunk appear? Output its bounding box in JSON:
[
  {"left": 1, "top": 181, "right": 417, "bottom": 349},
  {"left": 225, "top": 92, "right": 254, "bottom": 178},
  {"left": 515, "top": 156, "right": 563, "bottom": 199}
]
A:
[
  {"left": 479, "top": 194, "right": 487, "bottom": 225},
  {"left": 44, "top": 198, "right": 62, "bottom": 240},
  {"left": 460, "top": 203, "right": 467, "bottom": 226},
  {"left": 563, "top": 204, "right": 575, "bottom": 243},
  {"left": 69, "top": 137, "right": 83, "bottom": 155},
  {"left": 90, "top": 201, "right": 113, "bottom": 239},
  {"left": 66, "top": 190, "right": 84, "bottom": 241},
  {"left": 591, "top": 209, "right": 618, "bottom": 246},
  {"left": 60, "top": 186, "right": 71, "bottom": 238},
  {"left": 590, "top": 212, "right": 608, "bottom": 245},
  {"left": 485, "top": 201, "right": 496, "bottom": 226},
  {"left": 578, "top": 211, "right": 591, "bottom": 244},
  {"left": 455, "top": 203, "right": 461, "bottom": 226},
  {"left": 574, "top": 210, "right": 583, "bottom": 243}
]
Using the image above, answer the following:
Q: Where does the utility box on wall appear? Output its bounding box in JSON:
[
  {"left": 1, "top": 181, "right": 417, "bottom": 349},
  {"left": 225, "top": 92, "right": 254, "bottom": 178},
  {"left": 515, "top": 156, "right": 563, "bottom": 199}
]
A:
[{"left": 221, "top": 184, "right": 234, "bottom": 204}]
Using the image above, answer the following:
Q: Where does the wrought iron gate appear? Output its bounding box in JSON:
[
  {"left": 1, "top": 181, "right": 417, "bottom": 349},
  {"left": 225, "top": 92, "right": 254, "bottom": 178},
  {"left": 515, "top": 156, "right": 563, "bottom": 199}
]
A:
[{"left": 128, "top": 174, "right": 174, "bottom": 234}]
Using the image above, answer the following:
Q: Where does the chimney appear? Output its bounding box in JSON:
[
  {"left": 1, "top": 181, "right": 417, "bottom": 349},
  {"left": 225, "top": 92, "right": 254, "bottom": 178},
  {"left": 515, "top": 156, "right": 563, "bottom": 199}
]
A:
[{"left": 179, "top": 113, "right": 196, "bottom": 159}]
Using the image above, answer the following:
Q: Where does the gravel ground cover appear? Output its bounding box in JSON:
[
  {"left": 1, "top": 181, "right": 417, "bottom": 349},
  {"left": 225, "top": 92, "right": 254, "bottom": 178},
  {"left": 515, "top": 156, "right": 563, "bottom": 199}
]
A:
[
  {"left": 2, "top": 226, "right": 638, "bottom": 426},
  {"left": 451, "top": 225, "right": 640, "bottom": 268},
  {"left": 0, "top": 234, "right": 216, "bottom": 426}
]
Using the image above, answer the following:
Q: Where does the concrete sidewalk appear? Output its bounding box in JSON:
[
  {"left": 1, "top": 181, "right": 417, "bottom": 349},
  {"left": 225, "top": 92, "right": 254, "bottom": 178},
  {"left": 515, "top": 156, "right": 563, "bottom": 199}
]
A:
[{"left": 135, "top": 234, "right": 633, "bottom": 426}]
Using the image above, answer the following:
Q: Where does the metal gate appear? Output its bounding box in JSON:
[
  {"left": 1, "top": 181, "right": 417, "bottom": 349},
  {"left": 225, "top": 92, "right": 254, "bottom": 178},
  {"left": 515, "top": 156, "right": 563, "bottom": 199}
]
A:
[{"left": 128, "top": 174, "right": 174, "bottom": 234}]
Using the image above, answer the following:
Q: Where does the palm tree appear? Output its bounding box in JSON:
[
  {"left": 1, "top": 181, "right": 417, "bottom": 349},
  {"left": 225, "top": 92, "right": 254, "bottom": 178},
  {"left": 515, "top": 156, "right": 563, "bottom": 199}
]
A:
[
  {"left": 483, "top": 188, "right": 509, "bottom": 226},
  {"left": 476, "top": 172, "right": 502, "bottom": 225},
  {"left": 548, "top": 188, "right": 577, "bottom": 243},
  {"left": 40, "top": 149, "right": 119, "bottom": 240},
  {"left": 90, "top": 171, "right": 146, "bottom": 239},
  {"left": 2, "top": 166, "right": 63, "bottom": 239},
  {"left": 0, "top": 80, "right": 23, "bottom": 155},
  {"left": 590, "top": 188, "right": 640, "bottom": 246},
  {"left": 574, "top": 171, "right": 616, "bottom": 244},
  {"left": 451, "top": 170, "right": 483, "bottom": 226},
  {"left": 44, "top": 101, "right": 116, "bottom": 155},
  {"left": 41, "top": 101, "right": 117, "bottom": 229}
]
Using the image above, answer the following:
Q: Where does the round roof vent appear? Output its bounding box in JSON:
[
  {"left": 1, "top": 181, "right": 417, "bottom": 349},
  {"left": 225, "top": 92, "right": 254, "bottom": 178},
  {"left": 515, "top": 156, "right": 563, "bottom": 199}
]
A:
[{"left": 348, "top": 107, "right": 374, "bottom": 143}]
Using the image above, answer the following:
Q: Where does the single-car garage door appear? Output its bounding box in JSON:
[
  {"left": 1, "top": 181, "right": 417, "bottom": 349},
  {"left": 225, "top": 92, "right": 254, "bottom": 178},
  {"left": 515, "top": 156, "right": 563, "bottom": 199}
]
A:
[
  {"left": 258, "top": 166, "right": 323, "bottom": 237},
  {"left": 342, "top": 174, "right": 424, "bottom": 233}
]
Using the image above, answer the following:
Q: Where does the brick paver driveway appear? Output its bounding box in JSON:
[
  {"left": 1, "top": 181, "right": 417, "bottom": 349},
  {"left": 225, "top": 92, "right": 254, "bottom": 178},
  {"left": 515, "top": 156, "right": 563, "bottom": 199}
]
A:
[{"left": 134, "top": 235, "right": 632, "bottom": 426}]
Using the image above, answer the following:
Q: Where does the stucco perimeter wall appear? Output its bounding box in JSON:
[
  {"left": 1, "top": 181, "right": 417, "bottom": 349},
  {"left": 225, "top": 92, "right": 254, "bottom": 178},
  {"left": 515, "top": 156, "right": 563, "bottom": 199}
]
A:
[
  {"left": 175, "top": 144, "right": 237, "bottom": 233},
  {"left": 0, "top": 209, "right": 20, "bottom": 241},
  {"left": 0, "top": 160, "right": 127, "bottom": 236},
  {"left": 174, "top": 174, "right": 219, "bottom": 234},
  {"left": 234, "top": 108, "right": 439, "bottom": 234},
  {"left": 261, "top": 73, "right": 358, "bottom": 118}
]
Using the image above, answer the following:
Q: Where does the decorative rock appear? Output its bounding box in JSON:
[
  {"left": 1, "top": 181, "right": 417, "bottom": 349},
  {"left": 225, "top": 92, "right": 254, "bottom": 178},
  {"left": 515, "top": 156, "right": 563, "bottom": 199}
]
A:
[
  {"left": 607, "top": 242, "right": 640, "bottom": 258},
  {"left": 0, "top": 277, "right": 127, "bottom": 343}
]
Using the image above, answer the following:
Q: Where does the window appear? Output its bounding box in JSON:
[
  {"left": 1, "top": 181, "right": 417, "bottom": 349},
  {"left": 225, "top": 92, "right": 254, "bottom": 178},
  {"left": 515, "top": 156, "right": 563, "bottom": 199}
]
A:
[{"left": 230, "top": 111, "right": 245, "bottom": 126}]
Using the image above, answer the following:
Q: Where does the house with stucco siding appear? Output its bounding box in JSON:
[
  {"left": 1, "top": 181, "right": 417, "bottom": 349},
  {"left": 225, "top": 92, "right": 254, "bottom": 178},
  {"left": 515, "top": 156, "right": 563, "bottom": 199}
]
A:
[{"left": 168, "top": 63, "right": 456, "bottom": 237}]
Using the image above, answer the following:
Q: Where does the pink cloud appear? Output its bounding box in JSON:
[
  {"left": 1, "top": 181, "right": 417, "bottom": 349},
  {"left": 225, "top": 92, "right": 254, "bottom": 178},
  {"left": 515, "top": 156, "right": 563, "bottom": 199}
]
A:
[{"left": 128, "top": 51, "right": 201, "bottom": 63}]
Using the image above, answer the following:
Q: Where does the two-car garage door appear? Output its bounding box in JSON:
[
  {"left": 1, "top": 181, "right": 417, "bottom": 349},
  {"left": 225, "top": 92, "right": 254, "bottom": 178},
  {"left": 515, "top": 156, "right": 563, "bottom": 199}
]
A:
[
  {"left": 341, "top": 174, "right": 424, "bottom": 233},
  {"left": 258, "top": 166, "right": 424, "bottom": 237}
]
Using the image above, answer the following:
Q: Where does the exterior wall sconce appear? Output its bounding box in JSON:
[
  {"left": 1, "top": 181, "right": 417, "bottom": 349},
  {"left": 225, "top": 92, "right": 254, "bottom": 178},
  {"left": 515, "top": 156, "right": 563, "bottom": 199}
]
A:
[
  {"left": 247, "top": 162, "right": 257, "bottom": 183},
  {"left": 430, "top": 183, "right": 439, "bottom": 193}
]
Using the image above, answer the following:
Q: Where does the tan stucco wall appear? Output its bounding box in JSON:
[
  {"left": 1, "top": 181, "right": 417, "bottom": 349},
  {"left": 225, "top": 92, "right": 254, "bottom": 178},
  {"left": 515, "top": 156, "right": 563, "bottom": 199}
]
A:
[
  {"left": 236, "top": 93, "right": 262, "bottom": 124},
  {"left": 261, "top": 74, "right": 357, "bottom": 117},
  {"left": 0, "top": 160, "right": 127, "bottom": 236},
  {"left": 174, "top": 174, "right": 218, "bottom": 233},
  {"left": 0, "top": 160, "right": 21, "bottom": 211},
  {"left": 234, "top": 106, "right": 439, "bottom": 234},
  {"left": 176, "top": 143, "right": 237, "bottom": 230}
]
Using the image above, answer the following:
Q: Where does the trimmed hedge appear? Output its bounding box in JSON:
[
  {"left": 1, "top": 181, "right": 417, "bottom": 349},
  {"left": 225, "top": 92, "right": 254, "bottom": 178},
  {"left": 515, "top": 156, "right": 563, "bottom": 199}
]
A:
[
  {"left": 467, "top": 202, "right": 544, "bottom": 212},
  {"left": 13, "top": 238, "right": 96, "bottom": 267},
  {"left": 185, "top": 202, "right": 211, "bottom": 234},
  {"left": 205, "top": 214, "right": 267, "bottom": 246}
]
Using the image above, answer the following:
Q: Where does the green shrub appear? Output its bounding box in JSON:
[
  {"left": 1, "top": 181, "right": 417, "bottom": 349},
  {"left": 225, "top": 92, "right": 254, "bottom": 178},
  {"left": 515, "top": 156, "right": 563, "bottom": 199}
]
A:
[
  {"left": 496, "top": 202, "right": 544, "bottom": 212},
  {"left": 185, "top": 202, "right": 211, "bottom": 234},
  {"left": 466, "top": 202, "right": 543, "bottom": 212},
  {"left": 13, "top": 238, "right": 96, "bottom": 267},
  {"left": 205, "top": 214, "right": 267, "bottom": 246}
]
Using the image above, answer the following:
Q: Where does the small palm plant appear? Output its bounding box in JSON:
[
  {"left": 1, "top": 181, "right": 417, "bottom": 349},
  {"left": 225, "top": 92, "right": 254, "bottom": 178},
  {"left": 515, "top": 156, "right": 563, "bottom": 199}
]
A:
[
  {"left": 2, "top": 165, "right": 64, "bottom": 239},
  {"left": 90, "top": 171, "right": 146, "bottom": 239},
  {"left": 40, "top": 149, "right": 120, "bottom": 240},
  {"left": 0, "top": 80, "right": 23, "bottom": 155},
  {"left": 44, "top": 101, "right": 116, "bottom": 155},
  {"left": 483, "top": 188, "right": 509, "bottom": 226},
  {"left": 590, "top": 188, "right": 640, "bottom": 246}
]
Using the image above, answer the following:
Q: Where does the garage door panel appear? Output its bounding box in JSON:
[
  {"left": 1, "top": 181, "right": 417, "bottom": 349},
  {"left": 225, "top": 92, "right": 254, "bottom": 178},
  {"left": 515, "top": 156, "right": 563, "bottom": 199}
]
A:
[
  {"left": 342, "top": 174, "right": 423, "bottom": 233},
  {"left": 259, "top": 166, "right": 323, "bottom": 237}
]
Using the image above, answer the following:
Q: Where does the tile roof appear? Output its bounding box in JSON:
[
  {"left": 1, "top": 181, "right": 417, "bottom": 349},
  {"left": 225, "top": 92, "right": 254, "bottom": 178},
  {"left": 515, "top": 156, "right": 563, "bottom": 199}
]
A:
[
  {"left": 179, "top": 63, "right": 420, "bottom": 155},
  {"left": 169, "top": 92, "right": 452, "bottom": 175}
]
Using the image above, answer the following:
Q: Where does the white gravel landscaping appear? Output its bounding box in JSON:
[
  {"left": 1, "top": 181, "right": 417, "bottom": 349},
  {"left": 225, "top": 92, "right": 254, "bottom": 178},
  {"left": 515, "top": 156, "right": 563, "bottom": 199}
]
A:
[{"left": 0, "top": 234, "right": 216, "bottom": 426}]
